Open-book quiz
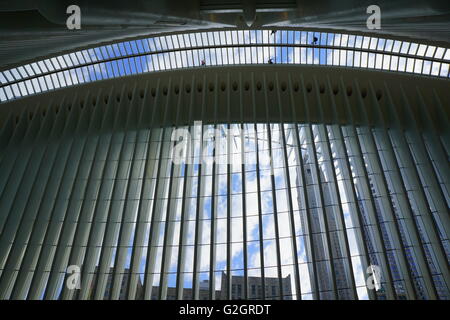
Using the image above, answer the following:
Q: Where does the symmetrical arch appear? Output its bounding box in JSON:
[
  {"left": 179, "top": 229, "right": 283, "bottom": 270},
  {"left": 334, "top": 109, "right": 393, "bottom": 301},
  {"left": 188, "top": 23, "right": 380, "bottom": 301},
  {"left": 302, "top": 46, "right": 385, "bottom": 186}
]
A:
[
  {"left": 0, "top": 64, "right": 448, "bottom": 300},
  {"left": 1, "top": 28, "right": 449, "bottom": 103}
]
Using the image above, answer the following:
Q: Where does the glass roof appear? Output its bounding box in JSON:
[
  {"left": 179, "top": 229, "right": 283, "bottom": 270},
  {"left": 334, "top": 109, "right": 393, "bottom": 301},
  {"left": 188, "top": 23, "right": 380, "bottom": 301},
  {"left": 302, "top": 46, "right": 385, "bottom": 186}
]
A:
[{"left": 0, "top": 29, "right": 449, "bottom": 103}]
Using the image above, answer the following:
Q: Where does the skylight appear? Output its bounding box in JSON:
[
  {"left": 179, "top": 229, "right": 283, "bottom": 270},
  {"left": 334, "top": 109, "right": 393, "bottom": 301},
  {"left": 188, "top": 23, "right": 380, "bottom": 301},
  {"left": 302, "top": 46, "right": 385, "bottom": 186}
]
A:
[{"left": 0, "top": 29, "right": 448, "bottom": 103}]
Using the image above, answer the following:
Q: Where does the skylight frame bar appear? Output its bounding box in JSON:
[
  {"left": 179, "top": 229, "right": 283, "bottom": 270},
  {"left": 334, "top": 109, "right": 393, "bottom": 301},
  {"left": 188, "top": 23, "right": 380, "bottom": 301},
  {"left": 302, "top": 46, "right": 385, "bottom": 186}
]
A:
[
  {"left": 191, "top": 75, "right": 208, "bottom": 300},
  {"left": 107, "top": 85, "right": 150, "bottom": 300},
  {"left": 397, "top": 87, "right": 450, "bottom": 294},
  {"left": 0, "top": 92, "right": 66, "bottom": 299},
  {"left": 208, "top": 74, "right": 219, "bottom": 300},
  {"left": 262, "top": 73, "right": 284, "bottom": 300},
  {"left": 302, "top": 84, "right": 338, "bottom": 300},
  {"left": 290, "top": 75, "right": 320, "bottom": 299},
  {"left": 0, "top": 94, "right": 72, "bottom": 299},
  {"left": 367, "top": 83, "right": 439, "bottom": 299},
  {"left": 354, "top": 82, "right": 418, "bottom": 300},
  {"left": 225, "top": 73, "right": 232, "bottom": 300},
  {"left": 173, "top": 76, "right": 196, "bottom": 300},
  {"left": 340, "top": 84, "right": 398, "bottom": 300},
  {"left": 319, "top": 77, "right": 360, "bottom": 299},
  {"left": 275, "top": 73, "right": 302, "bottom": 300},
  {"left": 238, "top": 72, "right": 249, "bottom": 300},
  {"left": 251, "top": 72, "right": 266, "bottom": 299},
  {"left": 329, "top": 78, "right": 377, "bottom": 300},
  {"left": 126, "top": 79, "right": 162, "bottom": 300},
  {"left": 80, "top": 86, "right": 134, "bottom": 300},
  {"left": 43, "top": 88, "right": 105, "bottom": 300},
  {"left": 25, "top": 92, "right": 85, "bottom": 300},
  {"left": 142, "top": 79, "right": 173, "bottom": 300},
  {"left": 158, "top": 77, "right": 184, "bottom": 300},
  {"left": 384, "top": 85, "right": 450, "bottom": 298}
]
